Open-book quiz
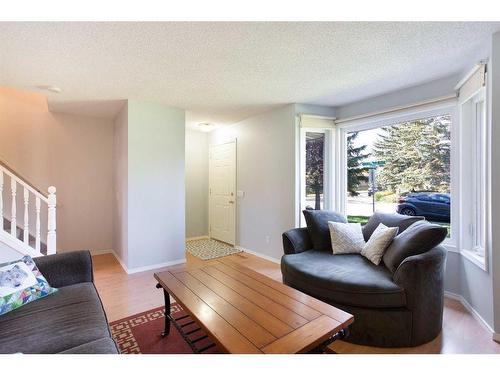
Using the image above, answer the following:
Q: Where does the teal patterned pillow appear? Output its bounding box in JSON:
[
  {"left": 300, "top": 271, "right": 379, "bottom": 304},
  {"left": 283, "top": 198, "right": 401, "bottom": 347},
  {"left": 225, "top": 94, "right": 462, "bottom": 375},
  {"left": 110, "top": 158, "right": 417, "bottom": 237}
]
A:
[{"left": 0, "top": 256, "right": 57, "bottom": 315}]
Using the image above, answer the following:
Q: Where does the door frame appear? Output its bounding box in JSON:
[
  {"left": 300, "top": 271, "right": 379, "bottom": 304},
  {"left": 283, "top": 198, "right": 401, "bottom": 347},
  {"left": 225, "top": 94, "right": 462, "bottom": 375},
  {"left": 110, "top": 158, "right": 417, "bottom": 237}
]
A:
[{"left": 208, "top": 139, "right": 237, "bottom": 245}]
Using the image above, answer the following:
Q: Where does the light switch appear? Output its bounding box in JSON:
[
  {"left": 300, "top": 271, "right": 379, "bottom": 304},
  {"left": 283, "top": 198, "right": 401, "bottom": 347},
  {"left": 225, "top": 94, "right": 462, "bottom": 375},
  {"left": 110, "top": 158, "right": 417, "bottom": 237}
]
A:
[{"left": 237, "top": 190, "right": 245, "bottom": 198}]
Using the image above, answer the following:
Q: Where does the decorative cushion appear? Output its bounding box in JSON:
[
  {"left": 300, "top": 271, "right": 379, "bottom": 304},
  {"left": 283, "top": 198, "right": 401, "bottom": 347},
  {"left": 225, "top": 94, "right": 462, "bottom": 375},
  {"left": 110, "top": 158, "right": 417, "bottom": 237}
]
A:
[
  {"left": 0, "top": 256, "right": 57, "bottom": 316},
  {"left": 328, "top": 221, "right": 365, "bottom": 254},
  {"left": 383, "top": 220, "right": 448, "bottom": 273},
  {"left": 361, "top": 223, "right": 399, "bottom": 265},
  {"left": 303, "top": 210, "right": 347, "bottom": 252},
  {"left": 362, "top": 212, "right": 424, "bottom": 241}
]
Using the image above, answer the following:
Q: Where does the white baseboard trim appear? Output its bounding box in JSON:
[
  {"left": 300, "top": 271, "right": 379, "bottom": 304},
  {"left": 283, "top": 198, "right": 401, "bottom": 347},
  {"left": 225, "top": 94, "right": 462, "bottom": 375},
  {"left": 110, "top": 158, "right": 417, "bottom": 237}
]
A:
[
  {"left": 124, "top": 258, "right": 186, "bottom": 274},
  {"left": 108, "top": 249, "right": 186, "bottom": 275},
  {"left": 90, "top": 249, "right": 114, "bottom": 256},
  {"left": 444, "top": 291, "right": 498, "bottom": 340},
  {"left": 186, "top": 235, "right": 209, "bottom": 242},
  {"left": 234, "top": 245, "right": 281, "bottom": 264}
]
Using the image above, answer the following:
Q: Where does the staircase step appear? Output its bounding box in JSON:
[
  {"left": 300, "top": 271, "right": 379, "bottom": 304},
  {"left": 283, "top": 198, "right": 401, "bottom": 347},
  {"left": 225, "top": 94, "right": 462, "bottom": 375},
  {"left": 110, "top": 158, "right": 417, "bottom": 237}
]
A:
[{"left": 2, "top": 217, "right": 47, "bottom": 254}]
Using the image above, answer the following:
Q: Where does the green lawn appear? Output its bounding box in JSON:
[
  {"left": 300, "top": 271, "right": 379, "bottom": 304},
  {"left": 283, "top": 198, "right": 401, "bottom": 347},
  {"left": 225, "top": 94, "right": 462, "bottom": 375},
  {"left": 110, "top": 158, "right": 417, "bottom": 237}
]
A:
[{"left": 347, "top": 215, "right": 370, "bottom": 225}]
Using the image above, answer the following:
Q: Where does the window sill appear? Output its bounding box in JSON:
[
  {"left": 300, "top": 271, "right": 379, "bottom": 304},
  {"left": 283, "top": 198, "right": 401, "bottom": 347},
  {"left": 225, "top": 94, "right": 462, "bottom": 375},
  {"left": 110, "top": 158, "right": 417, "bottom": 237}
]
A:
[{"left": 461, "top": 249, "right": 487, "bottom": 272}]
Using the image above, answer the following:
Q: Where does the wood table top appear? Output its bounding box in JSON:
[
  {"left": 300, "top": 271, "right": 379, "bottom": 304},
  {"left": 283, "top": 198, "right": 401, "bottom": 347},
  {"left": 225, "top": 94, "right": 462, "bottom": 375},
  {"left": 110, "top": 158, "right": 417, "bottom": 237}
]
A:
[{"left": 154, "top": 257, "right": 353, "bottom": 354}]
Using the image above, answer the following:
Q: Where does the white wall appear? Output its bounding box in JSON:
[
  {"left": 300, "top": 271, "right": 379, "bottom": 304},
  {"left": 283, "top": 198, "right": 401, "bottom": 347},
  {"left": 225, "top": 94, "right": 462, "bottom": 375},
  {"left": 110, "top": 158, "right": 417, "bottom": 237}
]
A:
[
  {"left": 112, "top": 103, "right": 128, "bottom": 265},
  {"left": 0, "top": 240, "right": 23, "bottom": 263},
  {"left": 124, "top": 100, "right": 186, "bottom": 270},
  {"left": 490, "top": 31, "right": 500, "bottom": 335},
  {"left": 50, "top": 112, "right": 115, "bottom": 252},
  {"left": 185, "top": 129, "right": 209, "bottom": 238},
  {"left": 209, "top": 104, "right": 297, "bottom": 260}
]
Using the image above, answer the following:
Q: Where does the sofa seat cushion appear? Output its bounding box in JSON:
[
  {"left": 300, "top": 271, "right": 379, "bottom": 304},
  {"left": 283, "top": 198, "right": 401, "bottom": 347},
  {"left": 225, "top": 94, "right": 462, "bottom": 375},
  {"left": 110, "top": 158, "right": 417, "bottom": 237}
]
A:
[
  {"left": 0, "top": 282, "right": 113, "bottom": 354},
  {"left": 281, "top": 251, "right": 406, "bottom": 308}
]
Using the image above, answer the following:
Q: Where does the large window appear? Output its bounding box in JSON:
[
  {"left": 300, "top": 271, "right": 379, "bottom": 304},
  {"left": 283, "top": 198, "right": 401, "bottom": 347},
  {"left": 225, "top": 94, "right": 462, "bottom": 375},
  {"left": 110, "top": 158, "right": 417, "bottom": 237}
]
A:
[
  {"left": 341, "top": 111, "right": 453, "bottom": 237},
  {"left": 460, "top": 88, "right": 487, "bottom": 261},
  {"left": 304, "top": 131, "right": 325, "bottom": 211},
  {"left": 298, "top": 120, "right": 334, "bottom": 226}
]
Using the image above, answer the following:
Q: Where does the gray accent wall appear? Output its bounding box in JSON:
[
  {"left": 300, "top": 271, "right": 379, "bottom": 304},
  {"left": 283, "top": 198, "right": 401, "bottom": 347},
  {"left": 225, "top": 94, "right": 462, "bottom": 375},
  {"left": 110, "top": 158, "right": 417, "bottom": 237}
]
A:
[
  {"left": 185, "top": 129, "right": 209, "bottom": 238},
  {"left": 209, "top": 104, "right": 297, "bottom": 260},
  {"left": 335, "top": 52, "right": 498, "bottom": 334},
  {"left": 335, "top": 74, "right": 460, "bottom": 120}
]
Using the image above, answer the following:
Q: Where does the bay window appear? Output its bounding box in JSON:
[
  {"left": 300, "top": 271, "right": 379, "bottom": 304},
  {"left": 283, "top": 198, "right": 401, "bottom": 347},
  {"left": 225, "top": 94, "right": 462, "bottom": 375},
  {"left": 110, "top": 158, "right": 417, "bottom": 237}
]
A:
[
  {"left": 337, "top": 107, "right": 454, "bottom": 239},
  {"left": 296, "top": 64, "right": 489, "bottom": 271}
]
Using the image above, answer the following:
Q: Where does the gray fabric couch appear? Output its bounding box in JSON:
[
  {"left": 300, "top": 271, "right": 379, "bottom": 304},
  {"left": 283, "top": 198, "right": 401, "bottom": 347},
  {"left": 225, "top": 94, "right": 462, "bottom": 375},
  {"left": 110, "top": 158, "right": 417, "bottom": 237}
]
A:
[
  {"left": 0, "top": 251, "right": 118, "bottom": 354},
  {"left": 281, "top": 211, "right": 447, "bottom": 347}
]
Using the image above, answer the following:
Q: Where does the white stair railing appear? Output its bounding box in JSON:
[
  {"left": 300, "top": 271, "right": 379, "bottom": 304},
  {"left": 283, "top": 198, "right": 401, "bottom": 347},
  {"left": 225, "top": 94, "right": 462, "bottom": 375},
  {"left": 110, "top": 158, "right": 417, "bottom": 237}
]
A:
[{"left": 0, "top": 164, "right": 56, "bottom": 257}]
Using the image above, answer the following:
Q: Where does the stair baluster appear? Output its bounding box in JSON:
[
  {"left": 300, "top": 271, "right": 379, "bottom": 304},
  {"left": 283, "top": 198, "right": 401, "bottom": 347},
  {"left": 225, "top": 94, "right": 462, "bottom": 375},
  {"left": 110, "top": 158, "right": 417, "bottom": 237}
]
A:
[
  {"left": 0, "top": 162, "right": 56, "bottom": 257},
  {"left": 23, "top": 187, "right": 29, "bottom": 244},
  {"left": 35, "top": 196, "right": 41, "bottom": 253},
  {"left": 47, "top": 186, "right": 57, "bottom": 255},
  {"left": 10, "top": 179, "right": 16, "bottom": 237}
]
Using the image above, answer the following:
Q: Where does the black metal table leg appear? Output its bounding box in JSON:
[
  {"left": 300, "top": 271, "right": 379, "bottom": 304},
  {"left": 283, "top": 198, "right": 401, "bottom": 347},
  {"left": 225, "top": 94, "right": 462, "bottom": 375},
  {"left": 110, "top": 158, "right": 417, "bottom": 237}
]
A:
[
  {"left": 156, "top": 283, "right": 171, "bottom": 337},
  {"left": 309, "top": 327, "right": 349, "bottom": 354}
]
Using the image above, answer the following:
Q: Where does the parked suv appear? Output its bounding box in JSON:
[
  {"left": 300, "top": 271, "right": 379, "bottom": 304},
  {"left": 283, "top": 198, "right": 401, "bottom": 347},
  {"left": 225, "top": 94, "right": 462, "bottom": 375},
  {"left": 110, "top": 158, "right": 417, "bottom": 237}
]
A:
[{"left": 397, "top": 192, "right": 450, "bottom": 222}]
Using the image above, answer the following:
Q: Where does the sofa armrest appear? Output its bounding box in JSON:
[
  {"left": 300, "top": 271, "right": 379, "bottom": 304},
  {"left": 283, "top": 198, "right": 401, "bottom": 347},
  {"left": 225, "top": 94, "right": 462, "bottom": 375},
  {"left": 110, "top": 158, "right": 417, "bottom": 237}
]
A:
[
  {"left": 282, "top": 228, "right": 313, "bottom": 255},
  {"left": 33, "top": 250, "right": 94, "bottom": 288},
  {"left": 393, "top": 246, "right": 447, "bottom": 346}
]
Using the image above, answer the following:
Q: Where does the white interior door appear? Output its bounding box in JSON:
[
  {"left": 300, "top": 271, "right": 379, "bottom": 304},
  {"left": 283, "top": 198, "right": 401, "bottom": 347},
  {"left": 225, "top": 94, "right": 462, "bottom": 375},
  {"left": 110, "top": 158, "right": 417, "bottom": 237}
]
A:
[{"left": 209, "top": 141, "right": 236, "bottom": 245}]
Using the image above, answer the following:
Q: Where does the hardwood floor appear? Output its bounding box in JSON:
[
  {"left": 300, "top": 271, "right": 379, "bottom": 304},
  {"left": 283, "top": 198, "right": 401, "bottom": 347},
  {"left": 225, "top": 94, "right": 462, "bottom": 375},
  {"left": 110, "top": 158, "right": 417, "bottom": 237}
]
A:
[{"left": 92, "top": 251, "right": 500, "bottom": 354}]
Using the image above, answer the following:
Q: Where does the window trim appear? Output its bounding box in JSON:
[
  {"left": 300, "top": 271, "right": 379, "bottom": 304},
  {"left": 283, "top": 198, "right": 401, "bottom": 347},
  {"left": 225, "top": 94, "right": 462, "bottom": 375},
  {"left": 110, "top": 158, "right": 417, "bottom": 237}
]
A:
[
  {"left": 458, "top": 87, "right": 489, "bottom": 271},
  {"left": 335, "top": 99, "right": 458, "bottom": 247},
  {"left": 298, "top": 127, "right": 334, "bottom": 226}
]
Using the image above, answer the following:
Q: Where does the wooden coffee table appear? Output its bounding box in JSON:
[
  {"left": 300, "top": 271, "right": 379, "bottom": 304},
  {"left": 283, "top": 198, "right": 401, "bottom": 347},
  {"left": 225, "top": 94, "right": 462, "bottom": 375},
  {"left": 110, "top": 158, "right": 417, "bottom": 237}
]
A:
[{"left": 154, "top": 257, "right": 353, "bottom": 354}]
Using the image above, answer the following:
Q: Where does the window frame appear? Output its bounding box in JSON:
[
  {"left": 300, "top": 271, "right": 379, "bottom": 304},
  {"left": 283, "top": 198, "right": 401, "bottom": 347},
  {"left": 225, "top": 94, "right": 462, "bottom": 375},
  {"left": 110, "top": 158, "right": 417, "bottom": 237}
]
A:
[
  {"left": 458, "top": 87, "right": 489, "bottom": 270},
  {"left": 335, "top": 100, "right": 458, "bottom": 248},
  {"left": 298, "top": 127, "right": 334, "bottom": 226}
]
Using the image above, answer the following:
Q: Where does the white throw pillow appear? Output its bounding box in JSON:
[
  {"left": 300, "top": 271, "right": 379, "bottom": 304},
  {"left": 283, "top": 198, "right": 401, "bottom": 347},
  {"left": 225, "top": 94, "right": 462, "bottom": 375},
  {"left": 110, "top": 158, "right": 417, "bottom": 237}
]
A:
[
  {"left": 361, "top": 223, "right": 399, "bottom": 265},
  {"left": 328, "top": 221, "right": 366, "bottom": 254}
]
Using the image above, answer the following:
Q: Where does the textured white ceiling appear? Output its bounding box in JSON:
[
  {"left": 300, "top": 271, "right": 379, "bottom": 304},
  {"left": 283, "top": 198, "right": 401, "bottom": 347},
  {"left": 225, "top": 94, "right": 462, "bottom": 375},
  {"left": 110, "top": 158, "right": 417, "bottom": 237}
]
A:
[{"left": 0, "top": 22, "right": 498, "bottom": 125}]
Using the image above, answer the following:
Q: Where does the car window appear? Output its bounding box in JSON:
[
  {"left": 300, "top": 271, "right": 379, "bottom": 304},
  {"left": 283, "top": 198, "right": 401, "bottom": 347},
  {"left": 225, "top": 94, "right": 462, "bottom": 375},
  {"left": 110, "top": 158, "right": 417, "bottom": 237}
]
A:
[
  {"left": 432, "top": 194, "right": 449, "bottom": 202},
  {"left": 417, "top": 195, "right": 431, "bottom": 201}
]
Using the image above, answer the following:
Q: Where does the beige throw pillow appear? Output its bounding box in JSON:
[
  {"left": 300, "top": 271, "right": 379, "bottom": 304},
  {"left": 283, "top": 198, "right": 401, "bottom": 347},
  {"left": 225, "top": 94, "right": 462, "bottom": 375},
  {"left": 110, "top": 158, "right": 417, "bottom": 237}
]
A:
[
  {"left": 328, "top": 221, "right": 365, "bottom": 254},
  {"left": 361, "top": 223, "right": 399, "bottom": 265}
]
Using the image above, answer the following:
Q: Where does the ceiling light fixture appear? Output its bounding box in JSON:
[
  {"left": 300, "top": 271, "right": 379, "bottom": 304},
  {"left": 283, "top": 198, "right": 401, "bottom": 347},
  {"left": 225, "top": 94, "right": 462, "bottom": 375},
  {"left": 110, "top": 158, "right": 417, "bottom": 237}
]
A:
[
  {"left": 35, "top": 85, "right": 62, "bottom": 93},
  {"left": 197, "top": 122, "right": 216, "bottom": 132}
]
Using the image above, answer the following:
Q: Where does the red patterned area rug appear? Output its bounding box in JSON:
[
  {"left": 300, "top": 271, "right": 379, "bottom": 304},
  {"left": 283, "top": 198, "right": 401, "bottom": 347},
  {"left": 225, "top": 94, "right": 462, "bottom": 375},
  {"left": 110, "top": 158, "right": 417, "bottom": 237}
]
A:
[{"left": 109, "top": 303, "right": 221, "bottom": 354}]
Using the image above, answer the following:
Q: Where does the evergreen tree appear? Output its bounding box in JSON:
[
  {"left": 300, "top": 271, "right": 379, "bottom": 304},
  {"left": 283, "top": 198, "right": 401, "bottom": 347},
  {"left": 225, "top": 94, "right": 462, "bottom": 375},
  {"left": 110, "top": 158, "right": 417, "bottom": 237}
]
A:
[
  {"left": 305, "top": 135, "right": 324, "bottom": 209},
  {"left": 347, "top": 132, "right": 370, "bottom": 196},
  {"left": 373, "top": 116, "right": 451, "bottom": 194}
]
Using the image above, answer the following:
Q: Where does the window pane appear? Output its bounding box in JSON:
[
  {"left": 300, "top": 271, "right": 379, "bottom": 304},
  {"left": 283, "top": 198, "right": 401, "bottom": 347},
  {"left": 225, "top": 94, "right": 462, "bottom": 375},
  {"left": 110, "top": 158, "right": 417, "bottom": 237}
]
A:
[
  {"left": 304, "top": 132, "right": 325, "bottom": 212},
  {"left": 346, "top": 115, "right": 451, "bottom": 237}
]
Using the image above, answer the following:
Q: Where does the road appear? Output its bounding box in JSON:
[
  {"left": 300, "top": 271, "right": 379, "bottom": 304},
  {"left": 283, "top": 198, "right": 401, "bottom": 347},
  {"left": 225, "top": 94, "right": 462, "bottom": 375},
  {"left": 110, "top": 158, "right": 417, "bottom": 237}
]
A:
[{"left": 304, "top": 191, "right": 397, "bottom": 217}]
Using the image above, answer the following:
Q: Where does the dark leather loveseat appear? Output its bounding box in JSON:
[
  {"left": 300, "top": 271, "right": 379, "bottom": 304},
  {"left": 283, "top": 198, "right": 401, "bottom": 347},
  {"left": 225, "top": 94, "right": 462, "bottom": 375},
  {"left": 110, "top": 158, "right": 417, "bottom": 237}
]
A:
[
  {"left": 281, "top": 211, "right": 447, "bottom": 347},
  {"left": 0, "top": 251, "right": 118, "bottom": 354}
]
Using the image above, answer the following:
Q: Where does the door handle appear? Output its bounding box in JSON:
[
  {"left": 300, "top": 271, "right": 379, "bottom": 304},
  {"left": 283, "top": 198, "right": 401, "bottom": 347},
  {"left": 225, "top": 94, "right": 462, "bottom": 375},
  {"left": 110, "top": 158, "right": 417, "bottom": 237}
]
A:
[{"left": 229, "top": 200, "right": 235, "bottom": 204}]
